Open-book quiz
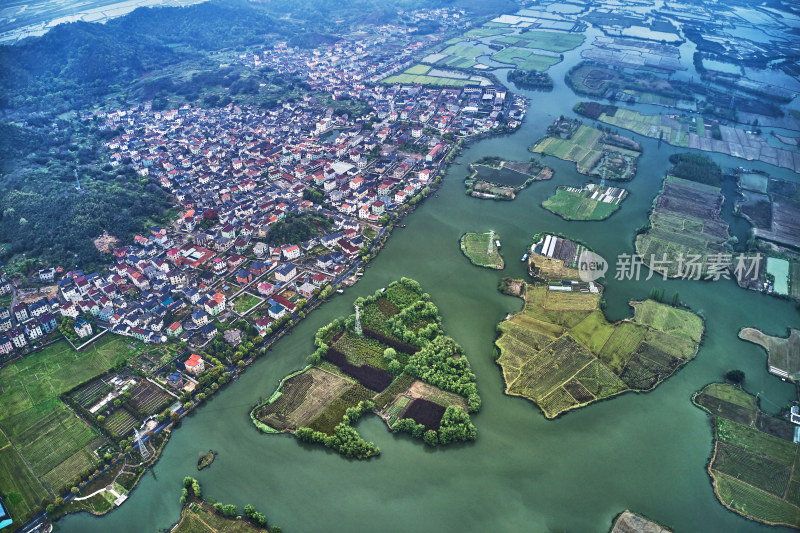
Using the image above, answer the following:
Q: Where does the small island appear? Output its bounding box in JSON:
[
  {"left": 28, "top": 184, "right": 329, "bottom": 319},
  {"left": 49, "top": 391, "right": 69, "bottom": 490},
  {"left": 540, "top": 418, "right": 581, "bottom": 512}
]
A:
[
  {"left": 542, "top": 183, "right": 628, "bottom": 221},
  {"left": 460, "top": 231, "right": 504, "bottom": 270},
  {"left": 197, "top": 450, "right": 216, "bottom": 470},
  {"left": 465, "top": 156, "right": 552, "bottom": 200},
  {"left": 508, "top": 69, "right": 554, "bottom": 92},
  {"left": 531, "top": 116, "right": 641, "bottom": 180},
  {"left": 693, "top": 383, "right": 800, "bottom": 528},
  {"left": 496, "top": 236, "right": 703, "bottom": 419},
  {"left": 251, "top": 278, "right": 480, "bottom": 458}
]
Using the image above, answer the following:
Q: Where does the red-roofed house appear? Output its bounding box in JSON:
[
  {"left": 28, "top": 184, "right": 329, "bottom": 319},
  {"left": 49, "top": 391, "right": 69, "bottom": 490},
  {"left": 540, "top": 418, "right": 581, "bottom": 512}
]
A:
[{"left": 184, "top": 354, "right": 205, "bottom": 375}]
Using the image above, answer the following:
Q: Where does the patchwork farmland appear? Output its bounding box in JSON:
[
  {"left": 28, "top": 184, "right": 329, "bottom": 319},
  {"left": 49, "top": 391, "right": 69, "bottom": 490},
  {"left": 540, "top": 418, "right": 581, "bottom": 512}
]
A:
[
  {"left": 694, "top": 383, "right": 800, "bottom": 527},
  {"left": 496, "top": 283, "right": 703, "bottom": 418},
  {"left": 251, "top": 278, "right": 480, "bottom": 455}
]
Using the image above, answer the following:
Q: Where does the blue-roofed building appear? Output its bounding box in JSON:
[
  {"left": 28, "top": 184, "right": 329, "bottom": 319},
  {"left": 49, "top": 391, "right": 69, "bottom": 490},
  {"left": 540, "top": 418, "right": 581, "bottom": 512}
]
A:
[{"left": 267, "top": 300, "right": 287, "bottom": 320}]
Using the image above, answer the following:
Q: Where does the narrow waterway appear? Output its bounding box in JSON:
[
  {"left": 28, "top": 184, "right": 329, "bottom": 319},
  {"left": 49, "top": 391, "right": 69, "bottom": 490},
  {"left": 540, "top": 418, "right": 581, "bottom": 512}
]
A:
[{"left": 60, "top": 34, "right": 800, "bottom": 533}]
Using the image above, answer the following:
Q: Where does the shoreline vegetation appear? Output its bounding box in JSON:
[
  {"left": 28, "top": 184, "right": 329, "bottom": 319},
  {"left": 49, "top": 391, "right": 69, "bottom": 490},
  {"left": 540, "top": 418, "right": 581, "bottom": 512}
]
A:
[
  {"left": 508, "top": 70, "right": 554, "bottom": 92},
  {"left": 692, "top": 383, "right": 800, "bottom": 528},
  {"left": 460, "top": 232, "right": 504, "bottom": 270},
  {"left": 495, "top": 267, "right": 703, "bottom": 418},
  {"left": 251, "top": 278, "right": 480, "bottom": 458},
  {"left": 172, "top": 477, "right": 278, "bottom": 533}
]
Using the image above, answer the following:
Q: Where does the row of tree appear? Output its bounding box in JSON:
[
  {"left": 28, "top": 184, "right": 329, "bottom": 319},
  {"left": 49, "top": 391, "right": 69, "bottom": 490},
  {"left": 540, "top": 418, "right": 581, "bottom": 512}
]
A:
[{"left": 295, "top": 400, "right": 380, "bottom": 459}]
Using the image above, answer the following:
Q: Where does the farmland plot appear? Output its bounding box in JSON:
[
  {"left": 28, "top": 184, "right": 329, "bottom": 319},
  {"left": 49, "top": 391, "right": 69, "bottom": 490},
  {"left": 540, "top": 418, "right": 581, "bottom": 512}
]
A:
[{"left": 496, "top": 283, "right": 702, "bottom": 418}]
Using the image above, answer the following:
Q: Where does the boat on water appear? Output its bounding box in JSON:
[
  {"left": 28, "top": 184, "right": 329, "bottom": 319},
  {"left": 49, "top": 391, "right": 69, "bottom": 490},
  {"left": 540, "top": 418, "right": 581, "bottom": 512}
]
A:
[{"left": 521, "top": 253, "right": 529, "bottom": 262}]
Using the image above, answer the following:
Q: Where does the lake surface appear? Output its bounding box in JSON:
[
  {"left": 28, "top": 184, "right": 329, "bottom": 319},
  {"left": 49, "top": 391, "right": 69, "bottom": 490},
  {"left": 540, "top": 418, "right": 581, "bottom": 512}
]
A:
[{"left": 60, "top": 19, "right": 800, "bottom": 533}]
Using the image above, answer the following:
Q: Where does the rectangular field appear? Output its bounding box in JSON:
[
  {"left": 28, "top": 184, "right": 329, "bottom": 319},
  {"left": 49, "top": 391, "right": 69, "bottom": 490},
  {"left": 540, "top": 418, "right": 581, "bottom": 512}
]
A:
[
  {"left": 127, "top": 380, "right": 173, "bottom": 416},
  {"left": 233, "top": 292, "right": 263, "bottom": 314},
  {"left": 496, "top": 30, "right": 584, "bottom": 52},
  {"left": 382, "top": 71, "right": 470, "bottom": 87},
  {"left": 491, "top": 47, "right": 560, "bottom": 72},
  {"left": 6, "top": 399, "right": 101, "bottom": 480}
]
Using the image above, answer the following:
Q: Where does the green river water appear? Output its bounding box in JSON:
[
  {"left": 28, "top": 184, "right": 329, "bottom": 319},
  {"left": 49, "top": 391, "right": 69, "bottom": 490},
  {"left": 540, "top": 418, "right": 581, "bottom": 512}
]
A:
[{"left": 61, "top": 31, "right": 800, "bottom": 533}]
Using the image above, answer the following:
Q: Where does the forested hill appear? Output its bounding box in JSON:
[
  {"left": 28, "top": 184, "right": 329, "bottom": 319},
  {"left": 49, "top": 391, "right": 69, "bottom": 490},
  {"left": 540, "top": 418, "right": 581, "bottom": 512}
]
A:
[
  {"left": 0, "top": 2, "right": 295, "bottom": 111},
  {"left": 0, "top": 0, "right": 516, "bottom": 112}
]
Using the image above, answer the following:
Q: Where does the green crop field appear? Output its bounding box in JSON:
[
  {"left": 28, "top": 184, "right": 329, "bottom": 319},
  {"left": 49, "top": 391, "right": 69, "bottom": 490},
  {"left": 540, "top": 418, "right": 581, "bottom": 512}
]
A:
[
  {"left": 405, "top": 64, "right": 431, "bottom": 75},
  {"left": 460, "top": 232, "right": 504, "bottom": 269},
  {"left": 716, "top": 419, "right": 796, "bottom": 464},
  {"left": 597, "top": 322, "right": 647, "bottom": 373},
  {"left": 233, "top": 292, "right": 262, "bottom": 314},
  {"left": 497, "top": 284, "right": 703, "bottom": 418},
  {"left": 491, "top": 47, "right": 560, "bottom": 72},
  {"left": 715, "top": 473, "right": 800, "bottom": 526},
  {"left": 570, "top": 312, "right": 615, "bottom": 353},
  {"left": 495, "top": 30, "right": 584, "bottom": 52},
  {"left": 0, "top": 335, "right": 142, "bottom": 522},
  {"left": 542, "top": 187, "right": 624, "bottom": 220},
  {"left": 531, "top": 125, "right": 607, "bottom": 174},
  {"left": 790, "top": 260, "right": 800, "bottom": 300},
  {"left": 597, "top": 107, "right": 691, "bottom": 148},
  {"left": 0, "top": 445, "right": 49, "bottom": 525},
  {"left": 632, "top": 300, "right": 704, "bottom": 342},
  {"left": 0, "top": 336, "right": 144, "bottom": 419},
  {"left": 442, "top": 44, "right": 482, "bottom": 59},
  {"left": 332, "top": 330, "right": 390, "bottom": 369},
  {"left": 382, "top": 71, "right": 470, "bottom": 87}
]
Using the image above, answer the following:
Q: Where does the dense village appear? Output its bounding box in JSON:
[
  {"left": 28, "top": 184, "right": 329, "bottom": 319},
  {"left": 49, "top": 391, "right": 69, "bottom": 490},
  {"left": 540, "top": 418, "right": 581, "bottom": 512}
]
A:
[{"left": 0, "top": 16, "right": 528, "bottom": 449}]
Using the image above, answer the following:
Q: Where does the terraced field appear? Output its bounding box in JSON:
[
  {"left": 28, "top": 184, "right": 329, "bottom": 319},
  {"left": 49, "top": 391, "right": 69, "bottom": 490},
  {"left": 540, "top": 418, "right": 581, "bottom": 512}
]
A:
[
  {"left": 694, "top": 382, "right": 800, "bottom": 528},
  {"left": 496, "top": 283, "right": 703, "bottom": 418}
]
